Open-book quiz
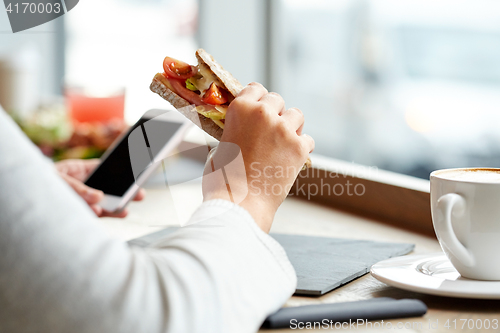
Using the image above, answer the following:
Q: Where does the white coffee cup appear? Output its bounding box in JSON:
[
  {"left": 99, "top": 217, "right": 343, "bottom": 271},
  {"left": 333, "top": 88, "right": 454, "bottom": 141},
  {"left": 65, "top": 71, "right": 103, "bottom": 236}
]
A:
[{"left": 430, "top": 168, "right": 500, "bottom": 280}]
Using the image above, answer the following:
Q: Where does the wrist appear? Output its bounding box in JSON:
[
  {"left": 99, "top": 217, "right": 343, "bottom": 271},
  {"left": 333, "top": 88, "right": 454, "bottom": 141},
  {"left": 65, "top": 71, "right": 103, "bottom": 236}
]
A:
[
  {"left": 203, "top": 192, "right": 276, "bottom": 233},
  {"left": 238, "top": 196, "right": 277, "bottom": 233}
]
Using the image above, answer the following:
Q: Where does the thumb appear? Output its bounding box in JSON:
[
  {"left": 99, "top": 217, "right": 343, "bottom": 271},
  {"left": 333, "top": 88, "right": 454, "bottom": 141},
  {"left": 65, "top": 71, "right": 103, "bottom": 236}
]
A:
[{"left": 60, "top": 173, "right": 104, "bottom": 205}]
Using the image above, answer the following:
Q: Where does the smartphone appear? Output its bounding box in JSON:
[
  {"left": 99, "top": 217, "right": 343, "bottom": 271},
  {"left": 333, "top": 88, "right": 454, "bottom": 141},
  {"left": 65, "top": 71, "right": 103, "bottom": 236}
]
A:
[{"left": 84, "top": 109, "right": 191, "bottom": 212}]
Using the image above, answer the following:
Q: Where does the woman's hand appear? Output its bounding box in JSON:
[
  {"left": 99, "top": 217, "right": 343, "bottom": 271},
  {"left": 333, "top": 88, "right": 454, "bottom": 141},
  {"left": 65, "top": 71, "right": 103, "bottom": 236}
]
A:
[
  {"left": 55, "top": 159, "right": 145, "bottom": 218},
  {"left": 203, "top": 82, "right": 314, "bottom": 232}
]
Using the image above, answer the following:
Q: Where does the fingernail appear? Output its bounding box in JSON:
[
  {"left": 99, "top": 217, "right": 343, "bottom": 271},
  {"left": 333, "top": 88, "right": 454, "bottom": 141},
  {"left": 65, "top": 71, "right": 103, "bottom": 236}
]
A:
[
  {"left": 85, "top": 189, "right": 102, "bottom": 201},
  {"left": 208, "top": 147, "right": 217, "bottom": 160},
  {"left": 91, "top": 205, "right": 103, "bottom": 216}
]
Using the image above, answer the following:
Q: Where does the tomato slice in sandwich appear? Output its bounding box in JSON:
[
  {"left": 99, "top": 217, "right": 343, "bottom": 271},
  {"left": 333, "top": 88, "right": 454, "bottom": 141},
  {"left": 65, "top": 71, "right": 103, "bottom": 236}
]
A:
[
  {"left": 202, "top": 82, "right": 228, "bottom": 105},
  {"left": 163, "top": 57, "right": 196, "bottom": 80},
  {"left": 166, "top": 77, "right": 204, "bottom": 106}
]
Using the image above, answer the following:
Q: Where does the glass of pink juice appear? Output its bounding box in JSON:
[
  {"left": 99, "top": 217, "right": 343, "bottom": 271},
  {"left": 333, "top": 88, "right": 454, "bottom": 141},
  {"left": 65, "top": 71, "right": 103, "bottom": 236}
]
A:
[{"left": 66, "top": 86, "right": 125, "bottom": 123}]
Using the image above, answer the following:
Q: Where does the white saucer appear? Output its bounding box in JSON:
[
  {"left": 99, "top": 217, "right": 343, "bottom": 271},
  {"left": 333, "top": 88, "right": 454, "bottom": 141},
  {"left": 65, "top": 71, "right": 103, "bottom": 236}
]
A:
[{"left": 371, "top": 253, "right": 500, "bottom": 299}]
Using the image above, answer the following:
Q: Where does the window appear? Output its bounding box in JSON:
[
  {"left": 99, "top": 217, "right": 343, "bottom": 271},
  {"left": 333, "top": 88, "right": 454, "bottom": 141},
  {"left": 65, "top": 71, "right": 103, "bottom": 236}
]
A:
[
  {"left": 268, "top": 0, "right": 500, "bottom": 179},
  {"left": 65, "top": 0, "right": 199, "bottom": 123}
]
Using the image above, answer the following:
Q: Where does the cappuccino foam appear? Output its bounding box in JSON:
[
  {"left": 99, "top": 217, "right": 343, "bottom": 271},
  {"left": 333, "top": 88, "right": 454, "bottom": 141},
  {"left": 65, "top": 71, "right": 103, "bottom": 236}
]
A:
[{"left": 436, "top": 169, "right": 500, "bottom": 183}]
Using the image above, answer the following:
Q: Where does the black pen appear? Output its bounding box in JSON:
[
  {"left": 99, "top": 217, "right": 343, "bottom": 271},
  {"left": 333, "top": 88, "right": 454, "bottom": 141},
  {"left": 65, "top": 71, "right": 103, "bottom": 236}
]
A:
[{"left": 262, "top": 297, "right": 427, "bottom": 329}]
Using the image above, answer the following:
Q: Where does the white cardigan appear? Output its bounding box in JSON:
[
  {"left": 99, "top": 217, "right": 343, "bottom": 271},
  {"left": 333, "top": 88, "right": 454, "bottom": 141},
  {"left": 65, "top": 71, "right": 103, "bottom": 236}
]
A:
[{"left": 0, "top": 109, "right": 296, "bottom": 333}]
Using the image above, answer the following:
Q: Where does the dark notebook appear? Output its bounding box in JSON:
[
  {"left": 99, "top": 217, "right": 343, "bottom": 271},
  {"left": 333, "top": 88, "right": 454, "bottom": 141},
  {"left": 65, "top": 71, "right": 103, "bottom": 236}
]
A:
[{"left": 128, "top": 229, "right": 414, "bottom": 296}]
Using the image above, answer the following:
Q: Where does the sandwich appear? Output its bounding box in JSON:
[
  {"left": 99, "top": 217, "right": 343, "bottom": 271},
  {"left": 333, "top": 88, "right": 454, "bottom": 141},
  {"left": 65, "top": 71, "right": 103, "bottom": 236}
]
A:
[{"left": 150, "top": 48, "right": 311, "bottom": 169}]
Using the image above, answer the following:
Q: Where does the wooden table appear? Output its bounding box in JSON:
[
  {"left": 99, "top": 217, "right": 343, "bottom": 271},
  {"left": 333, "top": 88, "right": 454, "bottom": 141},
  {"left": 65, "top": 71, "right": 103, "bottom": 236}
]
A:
[{"left": 100, "top": 182, "right": 500, "bottom": 332}]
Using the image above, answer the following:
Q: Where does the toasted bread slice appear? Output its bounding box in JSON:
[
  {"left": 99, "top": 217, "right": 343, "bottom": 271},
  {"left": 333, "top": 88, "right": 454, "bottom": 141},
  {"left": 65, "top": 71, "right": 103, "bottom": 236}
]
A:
[
  {"left": 150, "top": 49, "right": 312, "bottom": 169},
  {"left": 195, "top": 49, "right": 244, "bottom": 98}
]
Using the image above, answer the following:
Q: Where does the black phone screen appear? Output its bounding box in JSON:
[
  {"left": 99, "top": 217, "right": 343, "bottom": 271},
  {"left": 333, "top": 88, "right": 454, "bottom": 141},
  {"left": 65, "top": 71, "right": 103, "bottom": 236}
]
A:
[{"left": 85, "top": 115, "right": 182, "bottom": 196}]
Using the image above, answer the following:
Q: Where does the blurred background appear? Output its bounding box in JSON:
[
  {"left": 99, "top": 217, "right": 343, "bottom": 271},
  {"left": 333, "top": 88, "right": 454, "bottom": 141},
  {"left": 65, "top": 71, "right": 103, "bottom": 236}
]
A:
[{"left": 1, "top": 0, "right": 500, "bottom": 178}]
